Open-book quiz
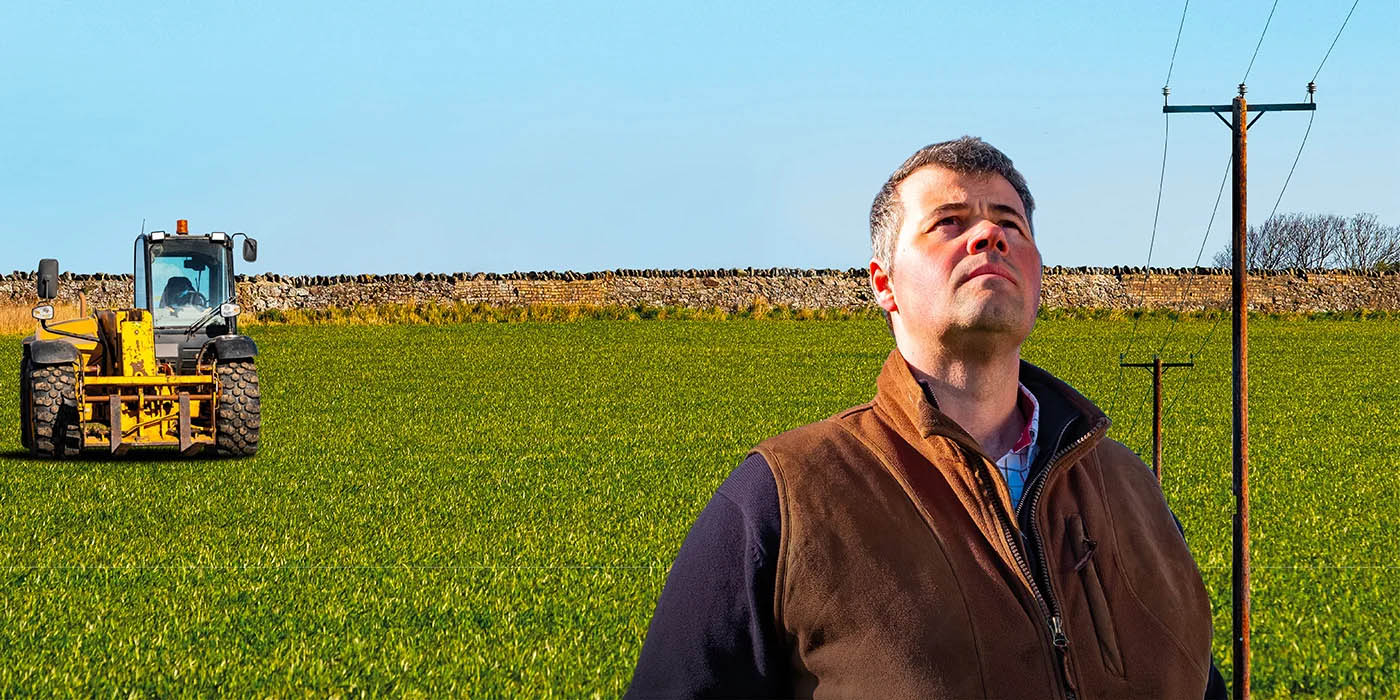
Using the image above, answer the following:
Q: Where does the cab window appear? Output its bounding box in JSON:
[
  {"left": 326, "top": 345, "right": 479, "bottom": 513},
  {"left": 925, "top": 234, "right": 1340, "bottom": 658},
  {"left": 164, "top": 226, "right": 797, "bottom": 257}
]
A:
[{"left": 149, "top": 246, "right": 227, "bottom": 327}]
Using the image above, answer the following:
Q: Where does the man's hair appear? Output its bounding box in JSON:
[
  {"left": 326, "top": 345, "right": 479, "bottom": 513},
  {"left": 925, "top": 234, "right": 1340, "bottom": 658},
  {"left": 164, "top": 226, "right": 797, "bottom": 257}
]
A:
[{"left": 869, "top": 136, "right": 1035, "bottom": 269}]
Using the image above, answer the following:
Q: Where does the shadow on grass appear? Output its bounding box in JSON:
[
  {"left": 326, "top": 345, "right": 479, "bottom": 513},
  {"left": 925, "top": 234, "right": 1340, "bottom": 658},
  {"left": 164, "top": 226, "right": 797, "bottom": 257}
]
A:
[{"left": 0, "top": 448, "right": 231, "bottom": 463}]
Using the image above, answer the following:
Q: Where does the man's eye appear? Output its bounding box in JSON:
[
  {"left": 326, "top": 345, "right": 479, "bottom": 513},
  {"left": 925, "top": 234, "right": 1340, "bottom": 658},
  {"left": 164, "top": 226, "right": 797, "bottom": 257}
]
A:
[
  {"left": 1000, "top": 220, "right": 1022, "bottom": 232},
  {"left": 934, "top": 216, "right": 960, "bottom": 229}
]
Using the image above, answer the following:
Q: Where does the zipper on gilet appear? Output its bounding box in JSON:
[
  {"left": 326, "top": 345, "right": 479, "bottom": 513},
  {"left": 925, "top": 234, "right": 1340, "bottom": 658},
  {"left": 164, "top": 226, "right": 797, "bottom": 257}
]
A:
[{"left": 978, "top": 416, "right": 1107, "bottom": 700}]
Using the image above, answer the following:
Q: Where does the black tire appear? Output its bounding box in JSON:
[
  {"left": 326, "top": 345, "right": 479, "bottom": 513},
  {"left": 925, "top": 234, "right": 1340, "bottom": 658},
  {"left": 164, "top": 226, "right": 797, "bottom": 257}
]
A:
[
  {"left": 27, "top": 362, "right": 82, "bottom": 458},
  {"left": 19, "top": 353, "right": 32, "bottom": 451},
  {"left": 215, "top": 359, "right": 260, "bottom": 457}
]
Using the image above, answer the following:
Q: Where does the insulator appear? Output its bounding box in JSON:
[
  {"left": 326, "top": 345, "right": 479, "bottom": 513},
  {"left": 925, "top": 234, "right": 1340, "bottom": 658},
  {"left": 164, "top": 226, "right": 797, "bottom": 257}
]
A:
[
  {"left": 1238, "top": 83, "right": 1247, "bottom": 96},
  {"left": 1306, "top": 81, "right": 1316, "bottom": 95}
]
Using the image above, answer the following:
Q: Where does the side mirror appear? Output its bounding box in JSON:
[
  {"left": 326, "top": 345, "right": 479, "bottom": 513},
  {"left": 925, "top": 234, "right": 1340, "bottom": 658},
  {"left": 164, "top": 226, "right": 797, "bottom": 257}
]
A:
[
  {"left": 37, "top": 258, "right": 59, "bottom": 300},
  {"left": 242, "top": 237, "right": 258, "bottom": 262}
]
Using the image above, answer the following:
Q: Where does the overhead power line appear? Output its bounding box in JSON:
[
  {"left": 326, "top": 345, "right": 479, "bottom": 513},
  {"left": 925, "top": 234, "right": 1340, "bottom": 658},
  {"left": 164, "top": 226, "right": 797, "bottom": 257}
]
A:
[
  {"left": 1154, "top": 154, "right": 1232, "bottom": 359},
  {"left": 1263, "top": 108, "right": 1317, "bottom": 231},
  {"left": 1106, "top": 112, "right": 1167, "bottom": 418},
  {"left": 1313, "top": 0, "right": 1362, "bottom": 82},
  {"left": 1148, "top": 1, "right": 1365, "bottom": 475},
  {"left": 1241, "top": 0, "right": 1281, "bottom": 83},
  {"left": 1164, "top": 0, "right": 1191, "bottom": 87},
  {"left": 1107, "top": 0, "right": 1192, "bottom": 419},
  {"left": 1159, "top": 0, "right": 1363, "bottom": 444},
  {"left": 1254, "top": 0, "right": 1362, "bottom": 236}
]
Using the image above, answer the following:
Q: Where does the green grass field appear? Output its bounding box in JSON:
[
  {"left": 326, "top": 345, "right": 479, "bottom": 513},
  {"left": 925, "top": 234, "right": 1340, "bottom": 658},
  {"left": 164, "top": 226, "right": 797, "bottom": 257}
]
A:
[{"left": 1, "top": 317, "right": 1396, "bottom": 696}]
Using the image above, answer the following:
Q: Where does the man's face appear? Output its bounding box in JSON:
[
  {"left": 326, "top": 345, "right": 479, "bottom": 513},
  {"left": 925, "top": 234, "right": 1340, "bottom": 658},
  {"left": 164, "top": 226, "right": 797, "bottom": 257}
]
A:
[{"left": 873, "top": 165, "right": 1042, "bottom": 350}]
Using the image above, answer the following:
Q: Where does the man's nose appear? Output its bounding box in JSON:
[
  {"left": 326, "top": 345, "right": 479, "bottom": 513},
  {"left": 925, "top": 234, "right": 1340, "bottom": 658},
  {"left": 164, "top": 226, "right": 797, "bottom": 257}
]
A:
[{"left": 966, "top": 221, "right": 1009, "bottom": 255}]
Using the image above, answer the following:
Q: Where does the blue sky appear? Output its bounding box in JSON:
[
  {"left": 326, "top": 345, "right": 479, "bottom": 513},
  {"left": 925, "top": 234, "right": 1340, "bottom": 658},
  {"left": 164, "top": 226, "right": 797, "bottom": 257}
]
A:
[{"left": 2, "top": 1, "right": 1395, "bottom": 276}]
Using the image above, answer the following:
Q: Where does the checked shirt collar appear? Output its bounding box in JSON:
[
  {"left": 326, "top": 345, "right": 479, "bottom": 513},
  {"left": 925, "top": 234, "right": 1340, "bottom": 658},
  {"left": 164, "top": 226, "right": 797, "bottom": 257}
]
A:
[
  {"left": 996, "top": 383, "right": 1040, "bottom": 511},
  {"left": 914, "top": 377, "right": 1041, "bottom": 511}
]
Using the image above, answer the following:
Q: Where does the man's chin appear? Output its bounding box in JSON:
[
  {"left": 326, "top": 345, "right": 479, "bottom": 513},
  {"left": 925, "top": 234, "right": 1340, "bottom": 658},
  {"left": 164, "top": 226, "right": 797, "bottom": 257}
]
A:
[{"left": 949, "top": 304, "right": 1034, "bottom": 340}]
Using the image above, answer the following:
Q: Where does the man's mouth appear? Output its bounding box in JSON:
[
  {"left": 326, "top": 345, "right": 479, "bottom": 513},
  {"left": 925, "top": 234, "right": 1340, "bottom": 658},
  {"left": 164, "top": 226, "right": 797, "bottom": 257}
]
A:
[{"left": 965, "top": 263, "right": 1016, "bottom": 285}]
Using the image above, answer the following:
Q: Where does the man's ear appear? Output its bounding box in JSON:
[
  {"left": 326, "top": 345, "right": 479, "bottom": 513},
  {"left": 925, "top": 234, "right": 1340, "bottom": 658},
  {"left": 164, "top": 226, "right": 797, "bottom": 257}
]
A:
[{"left": 869, "top": 258, "right": 897, "bottom": 314}]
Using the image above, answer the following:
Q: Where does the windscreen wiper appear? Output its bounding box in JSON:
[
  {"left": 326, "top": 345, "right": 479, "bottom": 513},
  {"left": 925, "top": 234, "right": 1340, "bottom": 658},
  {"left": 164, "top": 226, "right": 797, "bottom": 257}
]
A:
[{"left": 183, "top": 306, "right": 221, "bottom": 339}]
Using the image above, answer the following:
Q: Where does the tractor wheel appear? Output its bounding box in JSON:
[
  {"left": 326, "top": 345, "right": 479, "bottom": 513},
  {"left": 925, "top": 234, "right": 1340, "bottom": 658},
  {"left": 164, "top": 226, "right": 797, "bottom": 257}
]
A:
[
  {"left": 27, "top": 362, "right": 82, "bottom": 458},
  {"left": 19, "top": 353, "right": 32, "bottom": 451},
  {"left": 215, "top": 359, "right": 260, "bottom": 457}
]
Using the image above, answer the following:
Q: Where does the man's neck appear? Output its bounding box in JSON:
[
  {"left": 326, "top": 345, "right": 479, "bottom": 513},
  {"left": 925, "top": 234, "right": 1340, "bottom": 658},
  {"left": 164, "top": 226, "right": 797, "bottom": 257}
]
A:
[{"left": 904, "top": 343, "right": 1025, "bottom": 461}]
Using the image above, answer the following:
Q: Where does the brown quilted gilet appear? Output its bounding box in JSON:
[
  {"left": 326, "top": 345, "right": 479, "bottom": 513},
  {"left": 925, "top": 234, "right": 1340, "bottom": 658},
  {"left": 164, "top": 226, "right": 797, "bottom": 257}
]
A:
[{"left": 754, "top": 350, "right": 1213, "bottom": 699}]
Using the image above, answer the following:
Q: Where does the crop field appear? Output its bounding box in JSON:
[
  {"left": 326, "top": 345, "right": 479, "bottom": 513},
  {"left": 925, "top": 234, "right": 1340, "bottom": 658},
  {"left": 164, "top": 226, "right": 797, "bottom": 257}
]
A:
[{"left": 0, "top": 316, "right": 1396, "bottom": 696}]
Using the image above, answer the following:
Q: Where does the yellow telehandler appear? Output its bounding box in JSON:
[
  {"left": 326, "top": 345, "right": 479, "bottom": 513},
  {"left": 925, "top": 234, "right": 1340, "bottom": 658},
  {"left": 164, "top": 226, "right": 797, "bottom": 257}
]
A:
[{"left": 20, "top": 220, "right": 261, "bottom": 457}]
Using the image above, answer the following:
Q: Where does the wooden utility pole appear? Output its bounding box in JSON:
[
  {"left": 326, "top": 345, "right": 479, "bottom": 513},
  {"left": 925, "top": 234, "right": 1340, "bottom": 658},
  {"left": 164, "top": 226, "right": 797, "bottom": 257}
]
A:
[
  {"left": 1119, "top": 356, "right": 1193, "bottom": 483},
  {"left": 1164, "top": 83, "right": 1316, "bottom": 700}
]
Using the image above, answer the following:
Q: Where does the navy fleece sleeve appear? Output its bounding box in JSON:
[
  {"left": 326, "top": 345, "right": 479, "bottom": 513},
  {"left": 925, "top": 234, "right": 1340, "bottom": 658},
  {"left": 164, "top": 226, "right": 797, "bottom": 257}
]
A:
[{"left": 625, "top": 453, "right": 787, "bottom": 699}]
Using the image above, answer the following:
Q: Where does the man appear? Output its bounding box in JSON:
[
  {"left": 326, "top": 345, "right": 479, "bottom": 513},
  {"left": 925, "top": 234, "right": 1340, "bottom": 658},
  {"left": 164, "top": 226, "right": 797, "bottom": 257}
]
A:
[{"left": 628, "top": 137, "right": 1225, "bottom": 699}]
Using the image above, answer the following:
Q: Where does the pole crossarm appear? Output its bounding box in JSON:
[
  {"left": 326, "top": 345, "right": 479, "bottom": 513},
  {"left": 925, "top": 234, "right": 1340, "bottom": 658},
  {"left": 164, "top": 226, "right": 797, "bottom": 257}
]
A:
[
  {"left": 1118, "top": 358, "right": 1194, "bottom": 485},
  {"left": 1164, "top": 102, "right": 1316, "bottom": 113}
]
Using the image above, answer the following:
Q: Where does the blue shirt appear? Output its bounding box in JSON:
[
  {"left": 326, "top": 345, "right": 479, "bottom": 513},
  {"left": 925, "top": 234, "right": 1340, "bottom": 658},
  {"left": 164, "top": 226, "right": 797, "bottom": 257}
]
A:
[{"left": 993, "top": 382, "right": 1041, "bottom": 510}]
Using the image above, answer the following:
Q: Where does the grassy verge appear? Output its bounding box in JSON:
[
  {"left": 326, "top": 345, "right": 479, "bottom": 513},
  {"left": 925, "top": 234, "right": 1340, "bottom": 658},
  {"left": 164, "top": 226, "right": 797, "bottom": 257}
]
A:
[
  {"left": 246, "top": 303, "right": 1400, "bottom": 325},
  {"left": 246, "top": 301, "right": 884, "bottom": 325},
  {"left": 3, "top": 301, "right": 1396, "bottom": 335},
  {"left": 0, "top": 303, "right": 81, "bottom": 335}
]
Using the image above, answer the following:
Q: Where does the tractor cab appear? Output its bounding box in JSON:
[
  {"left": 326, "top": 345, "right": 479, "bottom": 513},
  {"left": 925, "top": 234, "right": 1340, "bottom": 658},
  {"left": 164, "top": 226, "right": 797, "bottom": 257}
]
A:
[{"left": 135, "top": 221, "right": 258, "bottom": 373}]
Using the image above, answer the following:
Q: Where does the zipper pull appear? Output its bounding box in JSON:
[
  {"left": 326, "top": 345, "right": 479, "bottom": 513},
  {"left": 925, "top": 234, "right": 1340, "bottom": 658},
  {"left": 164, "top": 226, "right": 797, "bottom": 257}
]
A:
[
  {"left": 1050, "top": 615, "right": 1069, "bottom": 650},
  {"left": 1050, "top": 614, "right": 1078, "bottom": 697}
]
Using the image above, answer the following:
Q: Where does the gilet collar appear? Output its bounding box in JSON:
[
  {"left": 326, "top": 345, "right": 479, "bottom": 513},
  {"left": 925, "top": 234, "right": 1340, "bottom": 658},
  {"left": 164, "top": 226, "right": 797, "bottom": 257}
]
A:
[{"left": 872, "top": 347, "right": 1110, "bottom": 462}]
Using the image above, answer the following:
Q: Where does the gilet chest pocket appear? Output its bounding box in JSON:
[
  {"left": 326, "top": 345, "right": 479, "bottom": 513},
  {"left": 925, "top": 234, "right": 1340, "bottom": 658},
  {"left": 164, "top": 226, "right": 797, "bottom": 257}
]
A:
[{"left": 1067, "top": 514, "right": 1125, "bottom": 677}]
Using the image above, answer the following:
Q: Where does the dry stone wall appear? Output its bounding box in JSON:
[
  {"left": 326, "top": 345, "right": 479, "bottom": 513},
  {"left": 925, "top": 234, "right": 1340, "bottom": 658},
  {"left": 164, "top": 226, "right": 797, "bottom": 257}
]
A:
[{"left": 2, "top": 267, "right": 1398, "bottom": 313}]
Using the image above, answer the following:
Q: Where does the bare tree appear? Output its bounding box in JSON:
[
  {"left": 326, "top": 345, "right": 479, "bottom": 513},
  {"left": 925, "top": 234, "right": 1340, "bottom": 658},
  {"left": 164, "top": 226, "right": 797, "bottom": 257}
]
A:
[
  {"left": 1278, "top": 212, "right": 1343, "bottom": 269},
  {"left": 1211, "top": 214, "right": 1294, "bottom": 269},
  {"left": 1211, "top": 212, "right": 1397, "bottom": 270},
  {"left": 1333, "top": 213, "right": 1400, "bottom": 270}
]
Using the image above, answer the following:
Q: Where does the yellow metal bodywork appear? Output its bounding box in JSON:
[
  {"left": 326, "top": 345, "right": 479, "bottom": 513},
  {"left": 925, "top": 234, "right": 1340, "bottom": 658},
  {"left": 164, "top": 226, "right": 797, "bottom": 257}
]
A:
[
  {"left": 35, "top": 316, "right": 100, "bottom": 358},
  {"left": 36, "top": 309, "right": 217, "bottom": 454},
  {"left": 118, "top": 312, "right": 158, "bottom": 377},
  {"left": 86, "top": 375, "right": 211, "bottom": 386}
]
